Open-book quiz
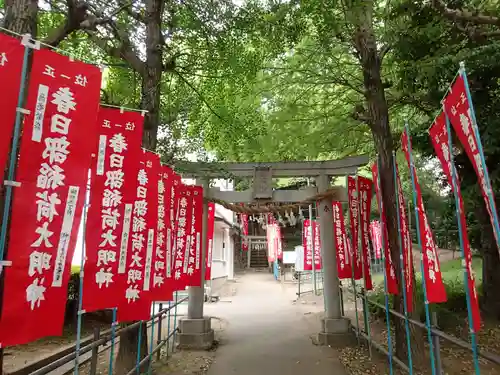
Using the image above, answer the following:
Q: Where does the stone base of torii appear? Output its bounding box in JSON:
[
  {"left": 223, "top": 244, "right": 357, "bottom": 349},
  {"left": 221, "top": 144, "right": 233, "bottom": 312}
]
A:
[{"left": 175, "top": 156, "right": 368, "bottom": 350}]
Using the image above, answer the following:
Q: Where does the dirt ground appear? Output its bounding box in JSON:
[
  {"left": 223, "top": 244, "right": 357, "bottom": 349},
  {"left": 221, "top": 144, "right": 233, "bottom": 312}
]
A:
[{"left": 338, "top": 288, "right": 500, "bottom": 375}]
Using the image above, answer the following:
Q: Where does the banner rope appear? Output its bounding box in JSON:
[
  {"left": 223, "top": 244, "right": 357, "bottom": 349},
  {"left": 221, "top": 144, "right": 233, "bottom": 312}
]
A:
[{"left": 204, "top": 188, "right": 339, "bottom": 214}]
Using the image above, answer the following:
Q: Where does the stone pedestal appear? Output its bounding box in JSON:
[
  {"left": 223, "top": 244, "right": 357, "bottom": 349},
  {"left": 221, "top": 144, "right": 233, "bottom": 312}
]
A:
[
  {"left": 317, "top": 317, "right": 356, "bottom": 348},
  {"left": 177, "top": 317, "right": 215, "bottom": 350}
]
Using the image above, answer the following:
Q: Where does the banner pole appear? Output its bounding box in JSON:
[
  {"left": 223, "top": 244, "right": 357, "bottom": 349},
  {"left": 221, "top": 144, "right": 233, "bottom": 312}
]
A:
[
  {"left": 172, "top": 291, "right": 179, "bottom": 353},
  {"left": 0, "top": 36, "right": 32, "bottom": 375},
  {"left": 348, "top": 175, "right": 360, "bottom": 343},
  {"left": 459, "top": 63, "right": 500, "bottom": 256},
  {"left": 392, "top": 152, "right": 414, "bottom": 374},
  {"left": 135, "top": 321, "right": 143, "bottom": 374},
  {"left": 357, "top": 178, "right": 372, "bottom": 358},
  {"left": 166, "top": 300, "right": 172, "bottom": 356},
  {"left": 375, "top": 156, "right": 394, "bottom": 375},
  {"left": 74, "top": 175, "right": 90, "bottom": 375},
  {"left": 147, "top": 304, "right": 155, "bottom": 375},
  {"left": 404, "top": 123, "right": 437, "bottom": 375},
  {"left": 108, "top": 308, "right": 117, "bottom": 375},
  {"left": 444, "top": 113, "right": 481, "bottom": 375}
]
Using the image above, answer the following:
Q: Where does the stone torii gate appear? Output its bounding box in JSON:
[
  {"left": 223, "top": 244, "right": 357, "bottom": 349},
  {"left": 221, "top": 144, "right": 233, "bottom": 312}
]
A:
[{"left": 175, "top": 155, "right": 369, "bottom": 348}]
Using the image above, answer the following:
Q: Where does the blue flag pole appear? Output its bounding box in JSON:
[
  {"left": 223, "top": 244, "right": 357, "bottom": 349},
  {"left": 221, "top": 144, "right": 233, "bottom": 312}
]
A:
[
  {"left": 392, "top": 152, "right": 414, "bottom": 374},
  {"left": 108, "top": 308, "right": 117, "bottom": 375},
  {"left": 136, "top": 321, "right": 143, "bottom": 374},
  {"left": 444, "top": 112, "right": 481, "bottom": 375},
  {"left": 459, "top": 62, "right": 500, "bottom": 255},
  {"left": 74, "top": 175, "right": 90, "bottom": 375},
  {"left": 404, "top": 123, "right": 437, "bottom": 375},
  {"left": 148, "top": 303, "right": 156, "bottom": 374},
  {"left": 375, "top": 156, "right": 394, "bottom": 375}
]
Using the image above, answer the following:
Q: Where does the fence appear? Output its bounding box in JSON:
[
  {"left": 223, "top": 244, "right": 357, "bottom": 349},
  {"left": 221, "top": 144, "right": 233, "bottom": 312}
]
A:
[
  {"left": 339, "top": 283, "right": 500, "bottom": 374},
  {"left": 296, "top": 270, "right": 324, "bottom": 297},
  {"left": 8, "top": 294, "right": 188, "bottom": 375}
]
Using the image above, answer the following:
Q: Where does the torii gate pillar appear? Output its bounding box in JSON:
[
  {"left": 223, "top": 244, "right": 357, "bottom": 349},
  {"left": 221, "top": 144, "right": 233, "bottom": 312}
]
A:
[
  {"left": 177, "top": 178, "right": 215, "bottom": 350},
  {"left": 316, "top": 174, "right": 353, "bottom": 346}
]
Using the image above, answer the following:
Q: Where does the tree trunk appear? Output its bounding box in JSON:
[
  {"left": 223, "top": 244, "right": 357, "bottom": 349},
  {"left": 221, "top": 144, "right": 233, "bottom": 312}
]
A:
[
  {"left": 114, "top": 323, "right": 149, "bottom": 374},
  {"left": 3, "top": 0, "right": 38, "bottom": 36},
  {"left": 140, "top": 0, "right": 165, "bottom": 150},
  {"left": 475, "top": 199, "right": 500, "bottom": 319},
  {"left": 349, "top": 0, "right": 425, "bottom": 366},
  {"left": 115, "top": 0, "right": 165, "bottom": 370}
]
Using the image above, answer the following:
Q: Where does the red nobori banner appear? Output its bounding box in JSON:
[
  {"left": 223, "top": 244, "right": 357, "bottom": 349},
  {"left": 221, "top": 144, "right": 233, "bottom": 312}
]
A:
[
  {"left": 302, "top": 219, "right": 312, "bottom": 270},
  {"left": 241, "top": 213, "right": 249, "bottom": 251},
  {"left": 184, "top": 185, "right": 203, "bottom": 287},
  {"left": 371, "top": 163, "right": 398, "bottom": 295},
  {"left": 401, "top": 130, "right": 447, "bottom": 303},
  {"left": 358, "top": 176, "right": 373, "bottom": 290},
  {"left": 395, "top": 163, "right": 414, "bottom": 312},
  {"left": 313, "top": 222, "right": 321, "bottom": 269},
  {"left": 168, "top": 173, "right": 181, "bottom": 280},
  {"left": 267, "top": 215, "right": 276, "bottom": 262},
  {"left": 370, "top": 220, "right": 382, "bottom": 260},
  {"left": 172, "top": 183, "right": 192, "bottom": 290},
  {"left": 347, "top": 177, "right": 362, "bottom": 279},
  {"left": 150, "top": 161, "right": 173, "bottom": 302},
  {"left": 429, "top": 114, "right": 480, "bottom": 330},
  {"left": 0, "top": 49, "right": 102, "bottom": 346},
  {"left": 443, "top": 75, "right": 500, "bottom": 251},
  {"left": 117, "top": 150, "right": 159, "bottom": 322},
  {"left": 205, "top": 202, "right": 216, "bottom": 281},
  {"left": 332, "top": 202, "right": 351, "bottom": 279},
  {"left": 303, "top": 220, "right": 321, "bottom": 271},
  {"left": 82, "top": 107, "right": 144, "bottom": 312},
  {"left": 0, "top": 33, "right": 25, "bottom": 181}
]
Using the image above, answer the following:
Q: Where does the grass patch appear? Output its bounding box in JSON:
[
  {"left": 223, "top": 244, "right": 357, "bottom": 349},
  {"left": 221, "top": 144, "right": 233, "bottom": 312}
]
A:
[{"left": 368, "top": 256, "right": 483, "bottom": 327}]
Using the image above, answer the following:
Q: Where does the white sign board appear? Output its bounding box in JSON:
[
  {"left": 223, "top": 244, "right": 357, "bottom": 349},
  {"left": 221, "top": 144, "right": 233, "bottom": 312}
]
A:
[
  {"left": 294, "top": 245, "right": 304, "bottom": 272},
  {"left": 282, "top": 251, "right": 296, "bottom": 264}
]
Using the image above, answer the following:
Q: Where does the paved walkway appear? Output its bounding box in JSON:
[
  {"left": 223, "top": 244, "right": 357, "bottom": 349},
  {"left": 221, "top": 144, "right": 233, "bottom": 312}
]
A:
[{"left": 204, "top": 272, "right": 347, "bottom": 375}]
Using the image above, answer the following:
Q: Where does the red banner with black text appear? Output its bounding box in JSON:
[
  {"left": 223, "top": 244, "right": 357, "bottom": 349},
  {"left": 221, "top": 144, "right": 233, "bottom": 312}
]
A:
[
  {"left": 205, "top": 202, "right": 216, "bottom": 281},
  {"left": 332, "top": 202, "right": 351, "bottom": 279},
  {"left": 371, "top": 163, "right": 398, "bottom": 295},
  {"left": 82, "top": 107, "right": 144, "bottom": 313},
  {"left": 0, "top": 48, "right": 102, "bottom": 345},
  {"left": 395, "top": 163, "right": 414, "bottom": 312},
  {"left": 443, "top": 76, "right": 500, "bottom": 250},
  {"left": 370, "top": 221, "right": 382, "bottom": 260},
  {"left": 429, "top": 113, "right": 480, "bottom": 330},
  {"left": 241, "top": 213, "right": 249, "bottom": 251},
  {"left": 303, "top": 219, "right": 321, "bottom": 271},
  {"left": 401, "top": 129, "right": 447, "bottom": 303},
  {"left": 0, "top": 33, "right": 25, "bottom": 182},
  {"left": 347, "top": 177, "right": 362, "bottom": 279},
  {"left": 358, "top": 176, "right": 373, "bottom": 290}
]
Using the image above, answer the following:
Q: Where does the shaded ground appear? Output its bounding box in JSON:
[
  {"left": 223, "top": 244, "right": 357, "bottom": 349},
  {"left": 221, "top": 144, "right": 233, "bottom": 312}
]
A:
[
  {"left": 338, "top": 287, "right": 500, "bottom": 375},
  {"left": 155, "top": 271, "right": 347, "bottom": 375}
]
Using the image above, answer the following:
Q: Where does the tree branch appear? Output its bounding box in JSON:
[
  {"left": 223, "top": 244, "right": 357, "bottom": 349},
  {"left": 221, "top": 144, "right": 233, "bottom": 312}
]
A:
[{"left": 432, "top": 0, "right": 500, "bottom": 26}]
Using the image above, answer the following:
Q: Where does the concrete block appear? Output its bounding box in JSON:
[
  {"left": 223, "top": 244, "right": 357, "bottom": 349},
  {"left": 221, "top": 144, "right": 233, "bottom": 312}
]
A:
[
  {"left": 178, "top": 317, "right": 212, "bottom": 334},
  {"left": 321, "top": 317, "right": 350, "bottom": 333},
  {"left": 177, "top": 330, "right": 215, "bottom": 350},
  {"left": 317, "top": 331, "right": 357, "bottom": 348},
  {"left": 177, "top": 317, "right": 215, "bottom": 350}
]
